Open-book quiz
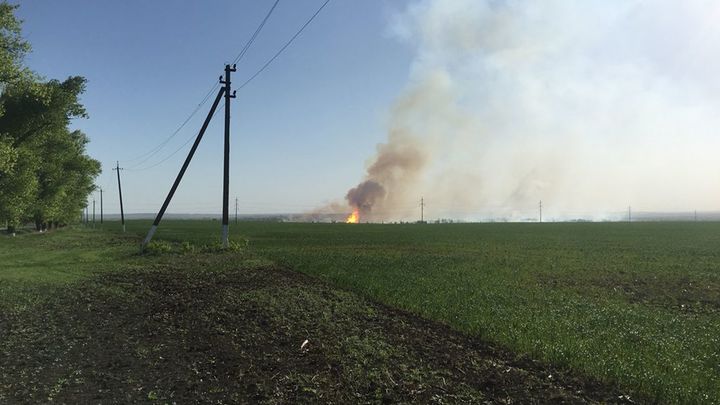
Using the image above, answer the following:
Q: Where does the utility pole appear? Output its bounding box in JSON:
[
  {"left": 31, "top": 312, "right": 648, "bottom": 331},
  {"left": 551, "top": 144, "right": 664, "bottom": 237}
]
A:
[
  {"left": 695, "top": 209, "right": 698, "bottom": 222},
  {"left": 92, "top": 199, "right": 96, "bottom": 228},
  {"left": 420, "top": 197, "right": 425, "bottom": 223},
  {"left": 221, "top": 64, "right": 237, "bottom": 248},
  {"left": 141, "top": 74, "right": 227, "bottom": 250},
  {"left": 85, "top": 205, "right": 88, "bottom": 225},
  {"left": 628, "top": 206, "right": 632, "bottom": 223},
  {"left": 113, "top": 161, "right": 126, "bottom": 232},
  {"left": 235, "top": 197, "right": 238, "bottom": 224},
  {"left": 100, "top": 187, "right": 103, "bottom": 224},
  {"left": 539, "top": 200, "right": 542, "bottom": 223}
]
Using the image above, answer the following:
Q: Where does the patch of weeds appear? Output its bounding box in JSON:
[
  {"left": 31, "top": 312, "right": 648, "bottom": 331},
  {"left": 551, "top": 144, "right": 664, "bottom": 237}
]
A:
[
  {"left": 180, "top": 241, "right": 196, "bottom": 254},
  {"left": 144, "top": 240, "right": 174, "bottom": 255},
  {"left": 143, "top": 238, "right": 249, "bottom": 255},
  {"left": 47, "top": 377, "right": 68, "bottom": 401},
  {"left": 225, "top": 239, "right": 249, "bottom": 252}
]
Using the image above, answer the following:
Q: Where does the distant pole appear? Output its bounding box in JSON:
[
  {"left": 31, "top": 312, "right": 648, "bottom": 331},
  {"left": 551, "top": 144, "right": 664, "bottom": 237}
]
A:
[
  {"left": 695, "top": 209, "right": 698, "bottom": 222},
  {"left": 85, "top": 205, "right": 88, "bottom": 224},
  {"left": 92, "top": 199, "right": 96, "bottom": 228},
  {"left": 539, "top": 200, "right": 542, "bottom": 223},
  {"left": 221, "top": 63, "right": 237, "bottom": 248},
  {"left": 235, "top": 197, "right": 238, "bottom": 224},
  {"left": 100, "top": 187, "right": 103, "bottom": 224},
  {"left": 628, "top": 206, "right": 632, "bottom": 223},
  {"left": 420, "top": 197, "right": 425, "bottom": 223},
  {"left": 113, "top": 161, "right": 126, "bottom": 232}
]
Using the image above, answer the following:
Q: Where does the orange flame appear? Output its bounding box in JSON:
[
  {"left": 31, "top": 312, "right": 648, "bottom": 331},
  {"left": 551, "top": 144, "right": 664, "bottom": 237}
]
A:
[{"left": 346, "top": 209, "right": 359, "bottom": 224}]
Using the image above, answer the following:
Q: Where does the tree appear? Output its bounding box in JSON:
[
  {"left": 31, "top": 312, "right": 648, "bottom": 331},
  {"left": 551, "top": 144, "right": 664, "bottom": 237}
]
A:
[
  {"left": 0, "top": 3, "right": 99, "bottom": 232},
  {"left": 0, "top": 77, "right": 100, "bottom": 231},
  {"left": 0, "top": 2, "right": 30, "bottom": 89},
  {"left": 0, "top": 146, "right": 37, "bottom": 230},
  {"left": 0, "top": 1, "right": 30, "bottom": 172},
  {"left": 31, "top": 128, "right": 100, "bottom": 229}
]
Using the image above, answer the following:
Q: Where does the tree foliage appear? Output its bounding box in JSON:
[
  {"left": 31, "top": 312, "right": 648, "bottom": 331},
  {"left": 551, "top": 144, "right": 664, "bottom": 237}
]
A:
[
  {"left": 0, "top": 2, "right": 99, "bottom": 231},
  {"left": 0, "top": 2, "right": 30, "bottom": 89}
]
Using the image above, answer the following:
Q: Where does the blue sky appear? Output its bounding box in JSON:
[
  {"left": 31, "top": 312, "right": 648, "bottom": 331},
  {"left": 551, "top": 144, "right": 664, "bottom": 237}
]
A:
[
  {"left": 15, "top": 0, "right": 720, "bottom": 221},
  {"left": 14, "top": 0, "right": 415, "bottom": 214}
]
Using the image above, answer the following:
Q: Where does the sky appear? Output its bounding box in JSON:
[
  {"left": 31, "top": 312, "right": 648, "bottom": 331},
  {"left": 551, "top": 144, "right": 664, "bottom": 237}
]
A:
[
  {"left": 13, "top": 0, "right": 720, "bottom": 221},
  {"left": 14, "top": 0, "right": 415, "bottom": 215},
  {"left": 331, "top": 0, "right": 720, "bottom": 222}
]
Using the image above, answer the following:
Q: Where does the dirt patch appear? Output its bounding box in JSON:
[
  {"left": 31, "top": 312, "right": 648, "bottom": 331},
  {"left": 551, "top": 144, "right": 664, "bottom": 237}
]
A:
[{"left": 1, "top": 254, "right": 636, "bottom": 403}]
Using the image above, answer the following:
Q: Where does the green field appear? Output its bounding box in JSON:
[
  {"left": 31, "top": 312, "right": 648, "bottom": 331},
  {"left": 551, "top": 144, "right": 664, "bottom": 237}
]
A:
[{"left": 2, "top": 220, "right": 719, "bottom": 403}]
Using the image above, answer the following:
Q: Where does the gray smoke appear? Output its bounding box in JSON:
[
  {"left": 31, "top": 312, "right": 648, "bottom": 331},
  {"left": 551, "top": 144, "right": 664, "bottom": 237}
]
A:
[
  {"left": 345, "top": 126, "right": 428, "bottom": 217},
  {"left": 346, "top": 180, "right": 384, "bottom": 214},
  {"left": 341, "top": 0, "right": 720, "bottom": 222},
  {"left": 343, "top": 72, "right": 456, "bottom": 219}
]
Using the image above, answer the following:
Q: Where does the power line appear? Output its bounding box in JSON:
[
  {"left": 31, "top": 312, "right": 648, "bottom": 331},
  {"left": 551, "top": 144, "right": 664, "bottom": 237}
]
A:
[
  {"left": 123, "top": 0, "right": 281, "bottom": 168},
  {"left": 232, "top": 0, "right": 281, "bottom": 65},
  {"left": 238, "top": 0, "right": 332, "bottom": 90},
  {"left": 123, "top": 0, "right": 331, "bottom": 178},
  {"left": 127, "top": 101, "right": 226, "bottom": 171},
  {"left": 123, "top": 83, "right": 219, "bottom": 167}
]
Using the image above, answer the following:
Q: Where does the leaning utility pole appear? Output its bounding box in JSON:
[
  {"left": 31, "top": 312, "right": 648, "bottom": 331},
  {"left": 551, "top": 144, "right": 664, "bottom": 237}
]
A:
[
  {"left": 221, "top": 64, "right": 237, "bottom": 248},
  {"left": 539, "top": 200, "right": 543, "bottom": 223},
  {"left": 140, "top": 66, "right": 232, "bottom": 251},
  {"left": 113, "top": 161, "right": 126, "bottom": 232},
  {"left": 100, "top": 187, "right": 104, "bottom": 224}
]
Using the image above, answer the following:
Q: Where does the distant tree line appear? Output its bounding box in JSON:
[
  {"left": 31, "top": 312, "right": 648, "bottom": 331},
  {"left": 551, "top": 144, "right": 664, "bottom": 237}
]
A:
[{"left": 0, "top": 3, "right": 99, "bottom": 232}]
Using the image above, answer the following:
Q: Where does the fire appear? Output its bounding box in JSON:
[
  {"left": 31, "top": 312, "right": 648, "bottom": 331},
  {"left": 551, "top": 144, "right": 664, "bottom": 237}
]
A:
[{"left": 346, "top": 209, "right": 359, "bottom": 224}]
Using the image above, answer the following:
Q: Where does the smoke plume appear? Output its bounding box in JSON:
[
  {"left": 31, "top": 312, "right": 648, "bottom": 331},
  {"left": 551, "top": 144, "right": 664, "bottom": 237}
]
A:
[
  {"left": 343, "top": 0, "right": 720, "bottom": 221},
  {"left": 345, "top": 126, "right": 428, "bottom": 218}
]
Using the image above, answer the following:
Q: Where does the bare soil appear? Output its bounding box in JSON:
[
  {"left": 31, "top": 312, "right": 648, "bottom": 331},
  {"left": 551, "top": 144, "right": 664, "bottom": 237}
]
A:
[{"left": 1, "top": 254, "right": 636, "bottom": 404}]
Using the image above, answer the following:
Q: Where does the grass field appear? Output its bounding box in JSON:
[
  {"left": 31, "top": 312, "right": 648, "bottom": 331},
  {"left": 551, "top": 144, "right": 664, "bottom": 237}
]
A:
[{"left": 2, "top": 220, "right": 719, "bottom": 403}]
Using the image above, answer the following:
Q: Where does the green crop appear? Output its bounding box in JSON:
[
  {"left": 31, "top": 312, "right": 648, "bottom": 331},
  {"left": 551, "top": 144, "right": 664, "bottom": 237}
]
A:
[{"left": 2, "top": 220, "right": 718, "bottom": 402}]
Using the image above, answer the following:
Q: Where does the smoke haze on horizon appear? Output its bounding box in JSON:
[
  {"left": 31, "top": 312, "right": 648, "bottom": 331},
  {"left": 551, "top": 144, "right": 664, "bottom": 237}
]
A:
[{"left": 336, "top": 0, "right": 720, "bottom": 222}]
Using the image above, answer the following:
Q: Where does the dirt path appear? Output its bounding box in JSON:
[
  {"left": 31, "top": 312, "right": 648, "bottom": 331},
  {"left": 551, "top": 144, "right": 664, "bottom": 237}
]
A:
[{"left": 0, "top": 254, "right": 635, "bottom": 403}]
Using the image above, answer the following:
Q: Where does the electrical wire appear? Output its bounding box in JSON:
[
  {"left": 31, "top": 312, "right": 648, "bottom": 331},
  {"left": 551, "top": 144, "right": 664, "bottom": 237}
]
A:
[
  {"left": 125, "top": 0, "right": 331, "bottom": 173},
  {"left": 232, "top": 0, "right": 281, "bottom": 65},
  {"left": 238, "top": 0, "right": 331, "bottom": 90},
  {"left": 123, "top": 0, "right": 282, "bottom": 169},
  {"left": 123, "top": 83, "right": 219, "bottom": 167},
  {"left": 127, "top": 100, "right": 226, "bottom": 172}
]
